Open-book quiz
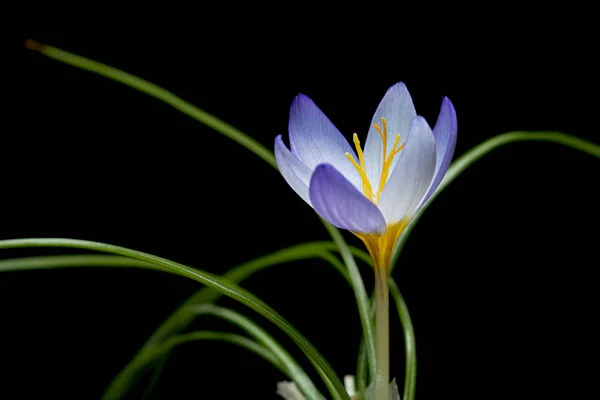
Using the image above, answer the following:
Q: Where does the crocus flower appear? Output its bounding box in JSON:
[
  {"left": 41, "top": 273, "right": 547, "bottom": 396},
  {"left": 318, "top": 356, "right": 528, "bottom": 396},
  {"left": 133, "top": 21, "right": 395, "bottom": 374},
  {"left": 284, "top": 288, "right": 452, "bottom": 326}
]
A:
[{"left": 275, "top": 82, "right": 457, "bottom": 271}]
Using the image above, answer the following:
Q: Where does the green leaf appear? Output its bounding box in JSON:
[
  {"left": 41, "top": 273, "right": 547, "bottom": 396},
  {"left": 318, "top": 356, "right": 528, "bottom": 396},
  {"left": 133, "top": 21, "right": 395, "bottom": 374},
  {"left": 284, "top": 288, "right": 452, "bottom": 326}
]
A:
[
  {"left": 323, "top": 222, "right": 377, "bottom": 381},
  {"left": 355, "top": 334, "right": 369, "bottom": 396},
  {"left": 25, "top": 40, "right": 276, "bottom": 168},
  {"left": 392, "top": 130, "right": 600, "bottom": 268},
  {"left": 389, "top": 279, "right": 416, "bottom": 400},
  {"left": 0, "top": 242, "right": 368, "bottom": 399},
  {"left": 118, "top": 244, "right": 362, "bottom": 399},
  {"left": 0, "top": 254, "right": 160, "bottom": 272},
  {"left": 133, "top": 330, "right": 287, "bottom": 379},
  {"left": 189, "top": 304, "right": 326, "bottom": 400},
  {"left": 0, "top": 238, "right": 351, "bottom": 400}
]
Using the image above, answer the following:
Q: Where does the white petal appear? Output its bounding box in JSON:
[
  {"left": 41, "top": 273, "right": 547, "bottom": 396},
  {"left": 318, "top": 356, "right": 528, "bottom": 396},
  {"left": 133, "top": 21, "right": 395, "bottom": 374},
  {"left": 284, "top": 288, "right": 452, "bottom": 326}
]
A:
[
  {"left": 363, "top": 82, "right": 417, "bottom": 195},
  {"left": 288, "top": 94, "right": 362, "bottom": 189},
  {"left": 274, "top": 135, "right": 313, "bottom": 206},
  {"left": 378, "top": 116, "right": 436, "bottom": 224}
]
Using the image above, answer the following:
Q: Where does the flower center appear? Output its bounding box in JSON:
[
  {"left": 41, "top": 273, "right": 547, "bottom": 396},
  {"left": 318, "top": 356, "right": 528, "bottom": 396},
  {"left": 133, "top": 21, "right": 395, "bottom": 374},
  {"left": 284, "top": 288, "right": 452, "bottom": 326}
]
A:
[{"left": 345, "top": 117, "right": 405, "bottom": 205}]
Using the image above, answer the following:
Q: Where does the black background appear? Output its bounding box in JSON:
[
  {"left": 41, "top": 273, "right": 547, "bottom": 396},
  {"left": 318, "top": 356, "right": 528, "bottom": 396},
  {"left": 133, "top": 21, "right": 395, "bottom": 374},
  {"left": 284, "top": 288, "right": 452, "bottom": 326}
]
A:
[{"left": 4, "top": 30, "right": 598, "bottom": 399}]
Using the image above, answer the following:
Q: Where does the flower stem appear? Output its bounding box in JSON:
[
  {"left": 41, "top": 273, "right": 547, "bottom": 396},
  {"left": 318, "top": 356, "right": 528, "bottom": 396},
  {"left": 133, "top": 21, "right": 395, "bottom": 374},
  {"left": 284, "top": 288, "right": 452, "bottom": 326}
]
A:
[{"left": 374, "top": 265, "right": 390, "bottom": 400}]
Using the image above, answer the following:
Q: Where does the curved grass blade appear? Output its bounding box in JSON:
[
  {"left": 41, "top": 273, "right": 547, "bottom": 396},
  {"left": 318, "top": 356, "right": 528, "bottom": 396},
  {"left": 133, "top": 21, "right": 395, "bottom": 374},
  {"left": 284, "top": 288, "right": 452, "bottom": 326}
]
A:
[
  {"left": 0, "top": 238, "right": 351, "bottom": 400},
  {"left": 140, "top": 243, "right": 355, "bottom": 353},
  {"left": 142, "top": 352, "right": 169, "bottom": 400},
  {"left": 0, "top": 254, "right": 160, "bottom": 272},
  {"left": 0, "top": 248, "right": 359, "bottom": 399},
  {"left": 389, "top": 279, "right": 416, "bottom": 400},
  {"left": 0, "top": 244, "right": 366, "bottom": 347},
  {"left": 189, "top": 304, "right": 326, "bottom": 400},
  {"left": 391, "top": 131, "right": 600, "bottom": 268},
  {"left": 111, "top": 249, "right": 352, "bottom": 400},
  {"left": 25, "top": 40, "right": 276, "bottom": 168},
  {"left": 0, "top": 248, "right": 371, "bottom": 398},
  {"left": 355, "top": 334, "right": 369, "bottom": 396},
  {"left": 131, "top": 331, "right": 286, "bottom": 380},
  {"left": 323, "top": 222, "right": 377, "bottom": 381},
  {"left": 0, "top": 242, "right": 363, "bottom": 400}
]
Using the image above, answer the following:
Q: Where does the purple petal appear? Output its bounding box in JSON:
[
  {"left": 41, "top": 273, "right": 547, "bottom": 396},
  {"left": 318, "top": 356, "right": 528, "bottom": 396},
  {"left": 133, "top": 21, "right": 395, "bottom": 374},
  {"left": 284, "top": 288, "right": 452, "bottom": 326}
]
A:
[
  {"left": 309, "top": 164, "right": 386, "bottom": 234},
  {"left": 274, "top": 135, "right": 312, "bottom": 205},
  {"left": 288, "top": 94, "right": 362, "bottom": 189},
  {"left": 423, "top": 96, "right": 457, "bottom": 202},
  {"left": 363, "top": 82, "right": 417, "bottom": 195}
]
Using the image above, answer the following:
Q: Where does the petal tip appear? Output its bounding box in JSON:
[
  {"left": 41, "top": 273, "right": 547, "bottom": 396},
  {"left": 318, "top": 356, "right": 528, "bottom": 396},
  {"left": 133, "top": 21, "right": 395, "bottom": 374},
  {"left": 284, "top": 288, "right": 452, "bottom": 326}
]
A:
[
  {"left": 411, "top": 115, "right": 429, "bottom": 128},
  {"left": 311, "top": 162, "right": 334, "bottom": 178},
  {"left": 274, "top": 135, "right": 289, "bottom": 153},
  {"left": 289, "top": 93, "right": 319, "bottom": 119},
  {"left": 439, "top": 96, "right": 457, "bottom": 131},
  {"left": 441, "top": 96, "right": 456, "bottom": 113},
  {"left": 390, "top": 81, "right": 408, "bottom": 89},
  {"left": 291, "top": 92, "right": 312, "bottom": 107},
  {"left": 386, "top": 81, "right": 410, "bottom": 95}
]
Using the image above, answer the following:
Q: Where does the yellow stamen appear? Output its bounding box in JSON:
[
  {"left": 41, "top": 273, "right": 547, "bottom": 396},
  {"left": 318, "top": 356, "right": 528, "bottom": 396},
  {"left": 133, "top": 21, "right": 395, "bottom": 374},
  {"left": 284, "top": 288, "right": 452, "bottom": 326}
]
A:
[
  {"left": 345, "top": 133, "right": 374, "bottom": 200},
  {"left": 346, "top": 117, "right": 405, "bottom": 205},
  {"left": 373, "top": 122, "right": 386, "bottom": 153},
  {"left": 375, "top": 131, "right": 405, "bottom": 204}
]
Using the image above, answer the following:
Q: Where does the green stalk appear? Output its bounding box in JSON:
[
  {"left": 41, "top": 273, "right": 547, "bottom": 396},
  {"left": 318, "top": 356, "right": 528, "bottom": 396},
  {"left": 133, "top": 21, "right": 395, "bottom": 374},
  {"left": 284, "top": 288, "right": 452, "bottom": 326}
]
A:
[{"left": 374, "top": 267, "right": 389, "bottom": 400}]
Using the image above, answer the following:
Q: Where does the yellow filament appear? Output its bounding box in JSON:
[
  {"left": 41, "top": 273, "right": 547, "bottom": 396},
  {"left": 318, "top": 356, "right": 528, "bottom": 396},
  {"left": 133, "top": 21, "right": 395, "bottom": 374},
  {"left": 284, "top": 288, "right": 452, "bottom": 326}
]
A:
[
  {"left": 345, "top": 133, "right": 374, "bottom": 200},
  {"left": 375, "top": 131, "right": 405, "bottom": 203},
  {"left": 347, "top": 117, "right": 405, "bottom": 205}
]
